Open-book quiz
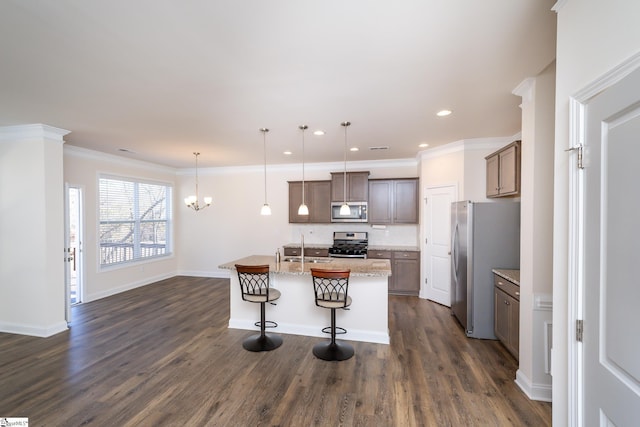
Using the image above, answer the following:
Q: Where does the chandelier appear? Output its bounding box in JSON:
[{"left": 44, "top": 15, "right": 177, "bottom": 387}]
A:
[{"left": 184, "top": 152, "right": 212, "bottom": 211}]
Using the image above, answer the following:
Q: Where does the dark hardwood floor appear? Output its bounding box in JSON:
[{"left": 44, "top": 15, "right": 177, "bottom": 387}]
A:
[{"left": 0, "top": 276, "right": 551, "bottom": 426}]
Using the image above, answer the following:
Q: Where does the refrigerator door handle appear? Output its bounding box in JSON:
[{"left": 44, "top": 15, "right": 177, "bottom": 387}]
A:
[{"left": 452, "top": 223, "right": 459, "bottom": 275}]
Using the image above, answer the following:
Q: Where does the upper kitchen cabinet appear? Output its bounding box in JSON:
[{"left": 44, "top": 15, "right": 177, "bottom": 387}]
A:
[
  {"left": 486, "top": 140, "right": 521, "bottom": 198},
  {"left": 288, "top": 180, "right": 331, "bottom": 223},
  {"left": 369, "top": 178, "right": 419, "bottom": 224},
  {"left": 331, "top": 171, "right": 370, "bottom": 202}
]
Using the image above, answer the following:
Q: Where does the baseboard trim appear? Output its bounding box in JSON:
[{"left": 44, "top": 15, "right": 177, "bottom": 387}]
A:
[
  {"left": 84, "top": 272, "right": 176, "bottom": 302},
  {"left": 0, "top": 320, "right": 68, "bottom": 338},
  {"left": 228, "top": 319, "right": 390, "bottom": 345},
  {"left": 515, "top": 369, "right": 553, "bottom": 402}
]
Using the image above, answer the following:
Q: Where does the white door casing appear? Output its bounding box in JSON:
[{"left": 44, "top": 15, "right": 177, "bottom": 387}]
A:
[
  {"left": 422, "top": 184, "right": 457, "bottom": 306},
  {"left": 570, "top": 55, "right": 640, "bottom": 426}
]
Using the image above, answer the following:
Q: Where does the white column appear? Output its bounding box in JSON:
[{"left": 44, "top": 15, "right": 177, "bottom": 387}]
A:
[
  {"left": 0, "top": 124, "right": 70, "bottom": 336},
  {"left": 512, "top": 63, "right": 555, "bottom": 401}
]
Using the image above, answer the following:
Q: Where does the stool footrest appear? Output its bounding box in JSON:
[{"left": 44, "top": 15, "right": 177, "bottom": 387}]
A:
[
  {"left": 254, "top": 320, "right": 278, "bottom": 329},
  {"left": 322, "top": 326, "right": 346, "bottom": 335}
]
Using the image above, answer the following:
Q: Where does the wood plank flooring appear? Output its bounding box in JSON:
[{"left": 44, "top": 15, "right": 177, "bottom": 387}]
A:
[{"left": 0, "top": 276, "right": 551, "bottom": 426}]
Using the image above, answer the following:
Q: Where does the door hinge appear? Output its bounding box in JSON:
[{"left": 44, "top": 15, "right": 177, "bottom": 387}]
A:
[
  {"left": 565, "top": 144, "right": 584, "bottom": 169},
  {"left": 576, "top": 319, "right": 584, "bottom": 342}
]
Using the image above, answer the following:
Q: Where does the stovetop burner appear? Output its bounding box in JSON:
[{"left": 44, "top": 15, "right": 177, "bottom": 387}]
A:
[{"left": 328, "top": 231, "right": 368, "bottom": 258}]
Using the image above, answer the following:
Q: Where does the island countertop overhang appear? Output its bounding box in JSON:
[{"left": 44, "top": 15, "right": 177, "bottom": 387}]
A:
[{"left": 219, "top": 255, "right": 391, "bottom": 277}]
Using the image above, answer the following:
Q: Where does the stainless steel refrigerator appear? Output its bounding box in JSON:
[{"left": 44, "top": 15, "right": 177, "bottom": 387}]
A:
[{"left": 450, "top": 201, "right": 520, "bottom": 339}]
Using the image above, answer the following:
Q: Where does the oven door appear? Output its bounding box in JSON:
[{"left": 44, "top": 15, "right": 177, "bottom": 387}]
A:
[{"left": 331, "top": 202, "right": 368, "bottom": 222}]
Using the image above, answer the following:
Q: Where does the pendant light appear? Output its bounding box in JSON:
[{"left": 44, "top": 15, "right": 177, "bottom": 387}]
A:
[
  {"left": 339, "top": 121, "right": 351, "bottom": 215},
  {"left": 184, "top": 152, "right": 212, "bottom": 211},
  {"left": 297, "top": 125, "right": 309, "bottom": 216},
  {"left": 260, "top": 128, "right": 272, "bottom": 215}
]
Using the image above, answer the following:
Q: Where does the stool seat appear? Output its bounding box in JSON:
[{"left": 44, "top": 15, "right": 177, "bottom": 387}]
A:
[
  {"left": 310, "top": 268, "right": 354, "bottom": 361},
  {"left": 236, "top": 264, "right": 283, "bottom": 352}
]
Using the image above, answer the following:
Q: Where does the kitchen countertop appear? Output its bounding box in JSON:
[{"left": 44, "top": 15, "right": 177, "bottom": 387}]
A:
[
  {"left": 219, "top": 255, "right": 392, "bottom": 277},
  {"left": 282, "top": 243, "right": 420, "bottom": 252},
  {"left": 492, "top": 269, "right": 520, "bottom": 285}
]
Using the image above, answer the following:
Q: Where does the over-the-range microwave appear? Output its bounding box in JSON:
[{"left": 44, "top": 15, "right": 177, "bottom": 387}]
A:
[{"left": 331, "top": 201, "right": 368, "bottom": 222}]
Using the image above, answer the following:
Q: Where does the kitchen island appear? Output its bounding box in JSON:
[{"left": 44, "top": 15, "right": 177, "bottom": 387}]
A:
[{"left": 219, "top": 255, "right": 392, "bottom": 344}]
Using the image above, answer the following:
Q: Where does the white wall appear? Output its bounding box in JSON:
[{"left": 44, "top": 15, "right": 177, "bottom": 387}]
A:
[
  {"left": 553, "top": 1, "right": 640, "bottom": 424},
  {"left": 63, "top": 146, "right": 179, "bottom": 302},
  {"left": 0, "top": 125, "right": 68, "bottom": 336}
]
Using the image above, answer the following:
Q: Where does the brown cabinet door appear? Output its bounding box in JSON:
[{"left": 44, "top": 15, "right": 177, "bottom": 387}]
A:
[
  {"left": 289, "top": 182, "right": 309, "bottom": 223},
  {"left": 486, "top": 154, "right": 500, "bottom": 197},
  {"left": 368, "top": 180, "right": 393, "bottom": 223},
  {"left": 348, "top": 172, "right": 369, "bottom": 201},
  {"left": 393, "top": 179, "right": 418, "bottom": 223},
  {"left": 494, "top": 287, "right": 510, "bottom": 344},
  {"left": 289, "top": 181, "right": 331, "bottom": 223},
  {"left": 391, "top": 251, "right": 420, "bottom": 295},
  {"left": 498, "top": 145, "right": 518, "bottom": 195},
  {"left": 331, "top": 172, "right": 369, "bottom": 202},
  {"left": 309, "top": 181, "right": 331, "bottom": 223}
]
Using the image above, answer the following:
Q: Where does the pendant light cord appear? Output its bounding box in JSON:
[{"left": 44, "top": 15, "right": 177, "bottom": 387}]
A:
[
  {"left": 341, "top": 122, "right": 351, "bottom": 205},
  {"left": 261, "top": 128, "right": 269, "bottom": 204},
  {"left": 194, "top": 152, "right": 200, "bottom": 201},
  {"left": 299, "top": 125, "right": 308, "bottom": 204}
]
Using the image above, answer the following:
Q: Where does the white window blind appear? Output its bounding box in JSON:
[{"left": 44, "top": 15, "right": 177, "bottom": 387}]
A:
[{"left": 99, "top": 176, "right": 172, "bottom": 266}]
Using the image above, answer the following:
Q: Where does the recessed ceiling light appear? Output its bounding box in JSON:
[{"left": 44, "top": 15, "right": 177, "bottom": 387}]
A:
[
  {"left": 284, "top": 151, "right": 292, "bottom": 155},
  {"left": 419, "top": 143, "right": 429, "bottom": 148},
  {"left": 437, "top": 109, "right": 452, "bottom": 117},
  {"left": 313, "top": 130, "right": 325, "bottom": 136},
  {"left": 350, "top": 147, "right": 359, "bottom": 152}
]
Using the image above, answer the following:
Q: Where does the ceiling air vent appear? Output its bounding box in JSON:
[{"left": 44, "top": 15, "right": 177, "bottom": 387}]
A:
[{"left": 369, "top": 146, "right": 389, "bottom": 151}]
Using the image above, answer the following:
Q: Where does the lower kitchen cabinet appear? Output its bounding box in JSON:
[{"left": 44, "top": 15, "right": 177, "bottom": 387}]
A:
[
  {"left": 493, "top": 274, "right": 520, "bottom": 360},
  {"left": 368, "top": 249, "right": 420, "bottom": 296}
]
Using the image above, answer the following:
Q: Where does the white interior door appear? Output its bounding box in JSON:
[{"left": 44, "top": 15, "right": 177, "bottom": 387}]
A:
[
  {"left": 422, "top": 184, "right": 457, "bottom": 306},
  {"left": 65, "top": 185, "right": 83, "bottom": 325},
  {"left": 581, "top": 64, "right": 640, "bottom": 426}
]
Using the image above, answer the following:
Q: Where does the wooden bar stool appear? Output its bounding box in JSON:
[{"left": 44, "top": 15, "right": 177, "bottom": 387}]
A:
[
  {"left": 310, "top": 268, "right": 354, "bottom": 361},
  {"left": 235, "top": 264, "right": 283, "bottom": 352}
]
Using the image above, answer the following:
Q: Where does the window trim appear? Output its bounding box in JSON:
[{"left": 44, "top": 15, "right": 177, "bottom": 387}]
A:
[{"left": 97, "top": 173, "right": 173, "bottom": 270}]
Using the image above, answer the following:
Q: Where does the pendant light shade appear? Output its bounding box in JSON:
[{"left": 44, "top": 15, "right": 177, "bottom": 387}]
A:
[
  {"left": 340, "top": 121, "right": 351, "bottom": 215},
  {"left": 297, "top": 125, "right": 309, "bottom": 216},
  {"left": 184, "top": 152, "right": 212, "bottom": 211},
  {"left": 260, "top": 128, "right": 272, "bottom": 216}
]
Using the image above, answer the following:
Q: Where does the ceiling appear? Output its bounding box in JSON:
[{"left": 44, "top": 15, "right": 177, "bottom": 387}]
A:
[{"left": 0, "top": 1, "right": 557, "bottom": 168}]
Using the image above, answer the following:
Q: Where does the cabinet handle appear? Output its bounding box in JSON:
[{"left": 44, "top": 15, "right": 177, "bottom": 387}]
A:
[
  {"left": 515, "top": 291, "right": 520, "bottom": 296},
  {"left": 497, "top": 281, "right": 504, "bottom": 286},
  {"left": 505, "top": 300, "right": 510, "bottom": 305}
]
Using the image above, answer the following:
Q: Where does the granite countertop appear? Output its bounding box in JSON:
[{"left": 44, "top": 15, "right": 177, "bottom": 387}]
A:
[
  {"left": 492, "top": 269, "right": 520, "bottom": 285},
  {"left": 219, "top": 255, "right": 392, "bottom": 277},
  {"left": 282, "top": 243, "right": 420, "bottom": 252}
]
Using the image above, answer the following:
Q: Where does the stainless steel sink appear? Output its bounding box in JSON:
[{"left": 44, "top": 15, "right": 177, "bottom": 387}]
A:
[{"left": 283, "top": 256, "right": 333, "bottom": 263}]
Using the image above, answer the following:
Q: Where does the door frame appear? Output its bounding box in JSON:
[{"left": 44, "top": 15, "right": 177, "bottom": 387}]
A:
[
  {"left": 420, "top": 182, "right": 458, "bottom": 302},
  {"left": 64, "top": 183, "right": 85, "bottom": 324},
  {"left": 567, "top": 51, "right": 640, "bottom": 426}
]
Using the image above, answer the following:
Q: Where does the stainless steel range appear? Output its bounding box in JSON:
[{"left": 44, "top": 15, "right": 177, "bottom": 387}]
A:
[{"left": 328, "top": 231, "right": 368, "bottom": 258}]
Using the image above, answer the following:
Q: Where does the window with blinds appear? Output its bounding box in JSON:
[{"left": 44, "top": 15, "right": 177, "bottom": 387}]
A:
[{"left": 99, "top": 175, "right": 172, "bottom": 266}]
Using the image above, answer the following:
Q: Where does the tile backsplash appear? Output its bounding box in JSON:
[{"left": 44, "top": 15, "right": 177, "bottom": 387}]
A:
[{"left": 290, "top": 223, "right": 419, "bottom": 247}]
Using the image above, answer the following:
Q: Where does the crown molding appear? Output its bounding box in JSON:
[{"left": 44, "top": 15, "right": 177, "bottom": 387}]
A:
[
  {"left": 0, "top": 124, "right": 70, "bottom": 143},
  {"left": 64, "top": 144, "right": 177, "bottom": 174},
  {"left": 419, "top": 137, "right": 516, "bottom": 160}
]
